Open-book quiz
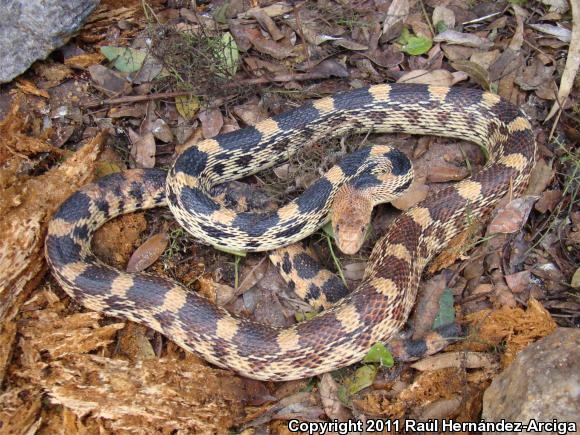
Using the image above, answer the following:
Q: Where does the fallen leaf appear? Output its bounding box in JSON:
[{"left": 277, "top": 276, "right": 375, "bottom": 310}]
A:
[
  {"left": 434, "top": 29, "right": 493, "bottom": 49},
  {"left": 126, "top": 232, "right": 169, "bottom": 273},
  {"left": 64, "top": 52, "right": 105, "bottom": 69},
  {"left": 524, "top": 159, "right": 555, "bottom": 196},
  {"left": 432, "top": 287, "right": 455, "bottom": 329},
  {"left": 391, "top": 179, "right": 428, "bottom": 210},
  {"left": 545, "top": 0, "right": 579, "bottom": 121},
  {"left": 399, "top": 28, "right": 432, "bottom": 56},
  {"left": 528, "top": 23, "right": 572, "bottom": 43},
  {"left": 382, "top": 0, "right": 409, "bottom": 40},
  {"left": 398, "top": 69, "right": 467, "bottom": 86},
  {"left": 343, "top": 262, "right": 366, "bottom": 281},
  {"left": 540, "top": 0, "right": 570, "bottom": 13},
  {"left": 251, "top": 36, "right": 293, "bottom": 59},
  {"left": 505, "top": 270, "right": 531, "bottom": 293},
  {"left": 175, "top": 94, "right": 200, "bottom": 120},
  {"left": 487, "top": 196, "right": 538, "bottom": 234},
  {"left": 534, "top": 189, "right": 562, "bottom": 213},
  {"left": 217, "top": 32, "right": 240, "bottom": 77},
  {"left": 319, "top": 374, "right": 351, "bottom": 421},
  {"left": 432, "top": 6, "right": 455, "bottom": 31},
  {"left": 451, "top": 60, "right": 490, "bottom": 90},
  {"left": 346, "top": 365, "right": 377, "bottom": 395},
  {"left": 238, "top": 2, "right": 293, "bottom": 18},
  {"left": 199, "top": 108, "right": 224, "bottom": 138},
  {"left": 410, "top": 352, "right": 496, "bottom": 371},
  {"left": 100, "top": 46, "right": 147, "bottom": 73},
  {"left": 571, "top": 268, "right": 580, "bottom": 288},
  {"left": 128, "top": 129, "right": 156, "bottom": 169},
  {"left": 248, "top": 7, "right": 284, "bottom": 41},
  {"left": 149, "top": 118, "right": 174, "bottom": 143},
  {"left": 88, "top": 64, "right": 131, "bottom": 96},
  {"left": 334, "top": 39, "right": 369, "bottom": 51},
  {"left": 363, "top": 342, "right": 394, "bottom": 367}
]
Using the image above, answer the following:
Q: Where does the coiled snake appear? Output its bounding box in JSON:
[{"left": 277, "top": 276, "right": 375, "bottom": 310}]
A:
[{"left": 45, "top": 84, "right": 535, "bottom": 381}]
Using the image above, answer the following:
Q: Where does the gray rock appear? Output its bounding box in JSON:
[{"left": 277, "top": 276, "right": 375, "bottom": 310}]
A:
[
  {"left": 483, "top": 328, "right": 580, "bottom": 434},
  {"left": 0, "top": 0, "right": 100, "bottom": 83}
]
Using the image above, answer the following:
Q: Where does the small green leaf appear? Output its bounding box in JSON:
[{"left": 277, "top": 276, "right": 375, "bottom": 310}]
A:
[
  {"left": 363, "top": 342, "right": 394, "bottom": 367},
  {"left": 213, "top": 244, "right": 247, "bottom": 257},
  {"left": 100, "top": 46, "right": 147, "bottom": 73},
  {"left": 337, "top": 384, "right": 350, "bottom": 405},
  {"left": 295, "top": 310, "right": 317, "bottom": 322},
  {"left": 397, "top": 27, "right": 412, "bottom": 44},
  {"left": 347, "top": 365, "right": 377, "bottom": 395},
  {"left": 435, "top": 20, "right": 448, "bottom": 34},
  {"left": 401, "top": 35, "right": 433, "bottom": 56},
  {"left": 217, "top": 32, "right": 239, "bottom": 77},
  {"left": 322, "top": 221, "right": 335, "bottom": 238},
  {"left": 432, "top": 287, "right": 455, "bottom": 329}
]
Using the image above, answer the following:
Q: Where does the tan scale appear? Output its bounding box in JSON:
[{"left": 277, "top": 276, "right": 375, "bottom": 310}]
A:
[
  {"left": 48, "top": 218, "right": 76, "bottom": 237},
  {"left": 276, "top": 328, "right": 301, "bottom": 352},
  {"left": 428, "top": 85, "right": 450, "bottom": 103},
  {"left": 109, "top": 274, "right": 134, "bottom": 298},
  {"left": 384, "top": 243, "right": 412, "bottom": 263},
  {"left": 196, "top": 138, "right": 223, "bottom": 155},
  {"left": 508, "top": 116, "right": 532, "bottom": 133},
  {"left": 408, "top": 207, "right": 434, "bottom": 230},
  {"left": 255, "top": 118, "right": 280, "bottom": 137},
  {"left": 335, "top": 304, "right": 362, "bottom": 334},
  {"left": 215, "top": 317, "right": 240, "bottom": 341},
  {"left": 312, "top": 97, "right": 336, "bottom": 114},
  {"left": 370, "top": 277, "right": 399, "bottom": 297},
  {"left": 58, "top": 261, "right": 88, "bottom": 283},
  {"left": 456, "top": 180, "right": 483, "bottom": 202},
  {"left": 277, "top": 202, "right": 300, "bottom": 221},
  {"left": 160, "top": 285, "right": 189, "bottom": 313},
  {"left": 210, "top": 208, "right": 237, "bottom": 226},
  {"left": 368, "top": 84, "right": 391, "bottom": 102},
  {"left": 500, "top": 153, "right": 529, "bottom": 171}
]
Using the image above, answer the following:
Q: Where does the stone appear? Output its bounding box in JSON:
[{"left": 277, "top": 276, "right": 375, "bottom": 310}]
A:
[
  {"left": 482, "top": 328, "right": 580, "bottom": 432},
  {"left": 0, "top": 0, "right": 100, "bottom": 83}
]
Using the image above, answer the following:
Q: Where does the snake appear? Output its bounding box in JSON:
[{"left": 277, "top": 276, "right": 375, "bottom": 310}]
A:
[{"left": 45, "top": 84, "right": 536, "bottom": 381}]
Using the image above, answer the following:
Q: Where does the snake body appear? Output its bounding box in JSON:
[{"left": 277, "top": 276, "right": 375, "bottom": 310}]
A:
[{"left": 46, "top": 84, "right": 535, "bottom": 381}]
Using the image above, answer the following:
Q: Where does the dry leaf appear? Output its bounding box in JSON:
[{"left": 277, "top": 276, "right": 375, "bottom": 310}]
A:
[
  {"left": 65, "top": 52, "right": 106, "bottom": 69},
  {"left": 451, "top": 60, "right": 490, "bottom": 90},
  {"left": 434, "top": 30, "right": 493, "bottom": 49},
  {"left": 149, "top": 118, "right": 174, "bottom": 143},
  {"left": 432, "top": 6, "right": 455, "bottom": 29},
  {"left": 487, "top": 196, "right": 538, "bottom": 234},
  {"left": 505, "top": 270, "right": 531, "bottom": 293},
  {"left": 524, "top": 159, "right": 555, "bottom": 196},
  {"left": 382, "top": 0, "right": 409, "bottom": 39},
  {"left": 126, "top": 232, "right": 169, "bottom": 273},
  {"left": 128, "top": 129, "right": 156, "bottom": 169},
  {"left": 319, "top": 373, "right": 352, "bottom": 421},
  {"left": 199, "top": 108, "right": 224, "bottom": 139},
  {"left": 392, "top": 179, "right": 428, "bottom": 210},
  {"left": 410, "top": 352, "right": 497, "bottom": 371},
  {"left": 545, "top": 0, "right": 579, "bottom": 120},
  {"left": 534, "top": 189, "right": 562, "bottom": 213}
]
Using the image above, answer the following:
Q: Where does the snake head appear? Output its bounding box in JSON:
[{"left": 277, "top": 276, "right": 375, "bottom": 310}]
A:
[{"left": 331, "top": 185, "right": 373, "bottom": 255}]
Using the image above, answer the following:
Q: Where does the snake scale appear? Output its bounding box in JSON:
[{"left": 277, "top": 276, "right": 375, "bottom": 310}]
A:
[{"left": 46, "top": 84, "right": 536, "bottom": 381}]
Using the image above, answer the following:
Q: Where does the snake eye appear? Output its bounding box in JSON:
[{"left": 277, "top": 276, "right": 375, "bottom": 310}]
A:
[{"left": 335, "top": 224, "right": 340, "bottom": 233}]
